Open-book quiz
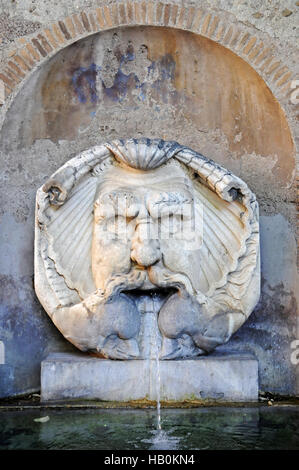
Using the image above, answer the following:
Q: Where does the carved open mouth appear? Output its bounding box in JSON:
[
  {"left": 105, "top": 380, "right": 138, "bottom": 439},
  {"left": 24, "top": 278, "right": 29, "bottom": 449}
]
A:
[{"left": 123, "top": 286, "right": 177, "bottom": 304}]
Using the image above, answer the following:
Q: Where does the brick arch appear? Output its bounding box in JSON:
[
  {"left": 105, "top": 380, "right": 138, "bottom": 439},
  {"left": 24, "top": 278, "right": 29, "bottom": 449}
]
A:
[{"left": 0, "top": 1, "right": 295, "bottom": 105}]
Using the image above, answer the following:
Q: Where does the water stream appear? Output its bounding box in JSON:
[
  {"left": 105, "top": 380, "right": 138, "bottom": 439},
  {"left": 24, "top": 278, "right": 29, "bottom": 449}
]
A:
[
  {"left": 155, "top": 346, "right": 161, "bottom": 431},
  {"left": 156, "top": 332, "right": 162, "bottom": 430},
  {"left": 152, "top": 292, "right": 162, "bottom": 431},
  {"left": 135, "top": 290, "right": 164, "bottom": 430}
]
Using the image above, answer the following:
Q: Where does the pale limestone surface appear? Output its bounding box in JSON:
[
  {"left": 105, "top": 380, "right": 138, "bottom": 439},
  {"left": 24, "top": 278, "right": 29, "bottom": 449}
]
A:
[
  {"left": 35, "top": 138, "right": 260, "bottom": 360},
  {"left": 41, "top": 352, "right": 259, "bottom": 402}
]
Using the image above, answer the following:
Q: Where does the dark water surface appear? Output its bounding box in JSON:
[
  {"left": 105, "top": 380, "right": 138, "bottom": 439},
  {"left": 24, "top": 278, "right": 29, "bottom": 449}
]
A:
[{"left": 0, "top": 406, "right": 298, "bottom": 450}]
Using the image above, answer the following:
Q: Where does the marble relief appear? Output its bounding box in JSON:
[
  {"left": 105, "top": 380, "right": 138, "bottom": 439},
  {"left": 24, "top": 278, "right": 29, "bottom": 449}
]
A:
[{"left": 35, "top": 138, "right": 260, "bottom": 359}]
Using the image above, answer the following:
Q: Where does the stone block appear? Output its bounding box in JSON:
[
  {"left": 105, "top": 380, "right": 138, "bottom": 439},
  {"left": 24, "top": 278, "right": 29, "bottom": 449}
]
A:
[{"left": 41, "top": 352, "right": 258, "bottom": 402}]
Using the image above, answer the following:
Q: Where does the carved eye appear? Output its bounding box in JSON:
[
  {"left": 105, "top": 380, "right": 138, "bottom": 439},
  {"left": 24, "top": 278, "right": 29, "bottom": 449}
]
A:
[
  {"left": 159, "top": 213, "right": 183, "bottom": 236},
  {"left": 94, "top": 202, "right": 115, "bottom": 219}
]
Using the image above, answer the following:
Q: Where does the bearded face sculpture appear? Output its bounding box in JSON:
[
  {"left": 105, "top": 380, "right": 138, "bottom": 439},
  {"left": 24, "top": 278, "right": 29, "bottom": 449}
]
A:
[{"left": 35, "top": 139, "right": 260, "bottom": 360}]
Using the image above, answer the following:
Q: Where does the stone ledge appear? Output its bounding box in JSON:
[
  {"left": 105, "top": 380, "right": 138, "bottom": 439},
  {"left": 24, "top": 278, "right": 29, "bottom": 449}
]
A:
[{"left": 41, "top": 352, "right": 258, "bottom": 403}]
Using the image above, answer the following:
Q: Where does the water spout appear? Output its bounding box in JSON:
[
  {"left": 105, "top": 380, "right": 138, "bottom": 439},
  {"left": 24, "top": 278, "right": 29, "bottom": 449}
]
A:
[{"left": 153, "top": 292, "right": 162, "bottom": 431}]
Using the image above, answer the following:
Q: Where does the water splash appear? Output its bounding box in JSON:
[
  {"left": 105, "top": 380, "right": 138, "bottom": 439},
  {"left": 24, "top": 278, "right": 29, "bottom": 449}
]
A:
[{"left": 143, "top": 429, "right": 180, "bottom": 450}]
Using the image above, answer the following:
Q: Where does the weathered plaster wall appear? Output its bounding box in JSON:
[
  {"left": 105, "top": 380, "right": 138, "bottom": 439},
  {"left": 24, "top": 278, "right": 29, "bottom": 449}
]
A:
[{"left": 0, "top": 0, "right": 298, "bottom": 397}]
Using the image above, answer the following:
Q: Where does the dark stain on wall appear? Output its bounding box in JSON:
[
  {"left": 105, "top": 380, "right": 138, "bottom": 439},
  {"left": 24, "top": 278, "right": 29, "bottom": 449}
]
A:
[
  {"left": 72, "top": 63, "right": 99, "bottom": 104},
  {"left": 70, "top": 45, "right": 178, "bottom": 108}
]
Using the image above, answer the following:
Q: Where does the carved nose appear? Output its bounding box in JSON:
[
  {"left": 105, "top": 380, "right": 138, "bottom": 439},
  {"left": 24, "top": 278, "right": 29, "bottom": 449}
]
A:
[{"left": 131, "top": 221, "right": 161, "bottom": 267}]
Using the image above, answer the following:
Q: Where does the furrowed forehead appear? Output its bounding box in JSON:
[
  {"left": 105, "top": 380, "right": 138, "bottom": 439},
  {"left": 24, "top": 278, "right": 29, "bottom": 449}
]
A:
[{"left": 98, "top": 160, "right": 193, "bottom": 193}]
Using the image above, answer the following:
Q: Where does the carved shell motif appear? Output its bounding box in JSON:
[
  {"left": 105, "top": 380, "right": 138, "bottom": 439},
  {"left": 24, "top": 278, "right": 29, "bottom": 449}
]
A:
[{"left": 105, "top": 138, "right": 182, "bottom": 169}]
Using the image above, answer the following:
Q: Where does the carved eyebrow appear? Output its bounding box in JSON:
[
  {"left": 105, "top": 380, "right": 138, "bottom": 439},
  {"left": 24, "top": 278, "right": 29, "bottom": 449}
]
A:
[
  {"left": 108, "top": 190, "right": 134, "bottom": 199},
  {"left": 98, "top": 190, "right": 136, "bottom": 205},
  {"left": 95, "top": 190, "right": 140, "bottom": 220},
  {"left": 153, "top": 192, "right": 193, "bottom": 205}
]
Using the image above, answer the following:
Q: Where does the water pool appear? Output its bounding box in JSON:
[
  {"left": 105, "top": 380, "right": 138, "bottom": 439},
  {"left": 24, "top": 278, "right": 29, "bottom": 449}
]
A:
[{"left": 0, "top": 405, "right": 298, "bottom": 450}]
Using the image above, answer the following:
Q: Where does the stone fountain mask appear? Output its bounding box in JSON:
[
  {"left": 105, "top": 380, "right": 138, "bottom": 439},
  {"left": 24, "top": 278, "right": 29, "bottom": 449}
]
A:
[{"left": 35, "top": 138, "right": 260, "bottom": 359}]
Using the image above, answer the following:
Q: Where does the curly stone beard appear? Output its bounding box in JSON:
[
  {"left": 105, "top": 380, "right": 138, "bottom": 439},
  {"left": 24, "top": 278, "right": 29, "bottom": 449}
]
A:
[
  {"left": 102, "top": 261, "right": 240, "bottom": 359},
  {"left": 101, "top": 262, "right": 195, "bottom": 300},
  {"left": 53, "top": 261, "right": 239, "bottom": 360}
]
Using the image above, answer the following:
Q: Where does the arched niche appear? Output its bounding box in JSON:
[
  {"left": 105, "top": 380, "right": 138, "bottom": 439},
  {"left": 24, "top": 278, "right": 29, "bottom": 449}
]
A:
[
  {"left": 0, "top": 25, "right": 297, "bottom": 397},
  {"left": 0, "top": 26, "right": 295, "bottom": 194}
]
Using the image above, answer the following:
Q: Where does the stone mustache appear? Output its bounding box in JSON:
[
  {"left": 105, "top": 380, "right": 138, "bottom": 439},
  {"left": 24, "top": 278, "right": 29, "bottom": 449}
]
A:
[{"left": 35, "top": 138, "right": 260, "bottom": 360}]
